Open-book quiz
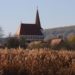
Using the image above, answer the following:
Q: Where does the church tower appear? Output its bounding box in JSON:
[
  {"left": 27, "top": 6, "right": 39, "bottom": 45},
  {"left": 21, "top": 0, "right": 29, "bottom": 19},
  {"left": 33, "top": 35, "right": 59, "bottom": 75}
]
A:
[{"left": 36, "top": 9, "right": 42, "bottom": 29}]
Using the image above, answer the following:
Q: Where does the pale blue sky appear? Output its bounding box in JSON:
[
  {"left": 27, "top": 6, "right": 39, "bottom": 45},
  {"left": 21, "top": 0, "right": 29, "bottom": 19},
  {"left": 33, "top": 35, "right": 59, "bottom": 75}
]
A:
[{"left": 0, "top": 0, "right": 75, "bottom": 36}]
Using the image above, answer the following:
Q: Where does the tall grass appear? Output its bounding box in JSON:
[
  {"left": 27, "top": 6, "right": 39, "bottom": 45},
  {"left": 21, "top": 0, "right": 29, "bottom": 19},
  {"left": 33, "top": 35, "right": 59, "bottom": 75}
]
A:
[{"left": 0, "top": 48, "right": 75, "bottom": 75}]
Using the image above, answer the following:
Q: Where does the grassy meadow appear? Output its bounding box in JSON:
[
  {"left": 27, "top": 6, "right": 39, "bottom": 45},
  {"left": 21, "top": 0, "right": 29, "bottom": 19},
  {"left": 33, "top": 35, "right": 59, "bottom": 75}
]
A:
[{"left": 0, "top": 48, "right": 75, "bottom": 75}]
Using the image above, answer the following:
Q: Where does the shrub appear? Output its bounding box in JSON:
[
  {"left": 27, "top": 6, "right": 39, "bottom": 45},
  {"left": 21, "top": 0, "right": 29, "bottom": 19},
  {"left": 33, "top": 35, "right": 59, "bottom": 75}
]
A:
[
  {"left": 27, "top": 41, "right": 50, "bottom": 49},
  {"left": 67, "top": 35, "right": 75, "bottom": 49},
  {"left": 61, "top": 40, "right": 71, "bottom": 50},
  {"left": 50, "top": 38, "right": 63, "bottom": 50},
  {"left": 6, "top": 37, "right": 19, "bottom": 48},
  {"left": 19, "top": 37, "right": 26, "bottom": 49}
]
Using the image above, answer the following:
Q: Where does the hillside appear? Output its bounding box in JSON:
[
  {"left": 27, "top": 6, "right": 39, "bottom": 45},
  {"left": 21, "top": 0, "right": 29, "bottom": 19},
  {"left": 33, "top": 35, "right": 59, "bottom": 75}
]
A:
[{"left": 43, "top": 25, "right": 75, "bottom": 40}]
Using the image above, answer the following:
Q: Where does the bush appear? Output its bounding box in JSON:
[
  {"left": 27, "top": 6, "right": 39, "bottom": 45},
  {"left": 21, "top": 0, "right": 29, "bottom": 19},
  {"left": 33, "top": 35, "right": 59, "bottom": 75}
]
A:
[
  {"left": 19, "top": 37, "right": 26, "bottom": 49},
  {"left": 6, "top": 37, "right": 19, "bottom": 48},
  {"left": 67, "top": 35, "right": 75, "bottom": 49},
  {"left": 27, "top": 41, "right": 50, "bottom": 49},
  {"left": 50, "top": 38, "right": 63, "bottom": 50},
  {"left": 61, "top": 40, "right": 71, "bottom": 50}
]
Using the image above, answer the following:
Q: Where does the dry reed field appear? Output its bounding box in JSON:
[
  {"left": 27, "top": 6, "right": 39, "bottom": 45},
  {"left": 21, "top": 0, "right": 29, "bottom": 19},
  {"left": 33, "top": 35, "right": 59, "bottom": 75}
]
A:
[{"left": 0, "top": 48, "right": 75, "bottom": 75}]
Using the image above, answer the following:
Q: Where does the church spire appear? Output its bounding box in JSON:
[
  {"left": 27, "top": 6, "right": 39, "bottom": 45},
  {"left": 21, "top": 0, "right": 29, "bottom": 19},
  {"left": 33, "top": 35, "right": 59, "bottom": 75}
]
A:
[{"left": 36, "top": 9, "right": 41, "bottom": 28}]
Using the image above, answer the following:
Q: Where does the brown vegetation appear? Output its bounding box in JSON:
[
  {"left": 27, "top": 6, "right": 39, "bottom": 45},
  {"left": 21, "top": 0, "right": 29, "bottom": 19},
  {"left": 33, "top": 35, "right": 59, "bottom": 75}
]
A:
[{"left": 0, "top": 48, "right": 74, "bottom": 75}]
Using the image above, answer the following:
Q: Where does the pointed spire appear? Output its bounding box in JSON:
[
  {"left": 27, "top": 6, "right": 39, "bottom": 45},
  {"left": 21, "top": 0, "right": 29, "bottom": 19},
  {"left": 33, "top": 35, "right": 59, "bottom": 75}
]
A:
[{"left": 36, "top": 9, "right": 41, "bottom": 28}]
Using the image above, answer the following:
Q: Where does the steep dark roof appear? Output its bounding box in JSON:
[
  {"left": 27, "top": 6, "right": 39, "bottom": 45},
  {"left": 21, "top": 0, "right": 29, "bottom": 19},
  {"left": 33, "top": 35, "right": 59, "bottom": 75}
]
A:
[
  {"left": 16, "top": 10, "right": 43, "bottom": 36},
  {"left": 35, "top": 9, "right": 41, "bottom": 28},
  {"left": 20, "top": 23, "right": 43, "bottom": 35}
]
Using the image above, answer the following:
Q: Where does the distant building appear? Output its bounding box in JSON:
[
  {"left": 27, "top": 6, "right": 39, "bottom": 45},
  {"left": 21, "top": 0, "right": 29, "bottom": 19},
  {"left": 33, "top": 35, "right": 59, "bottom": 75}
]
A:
[{"left": 16, "top": 10, "right": 44, "bottom": 42}]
